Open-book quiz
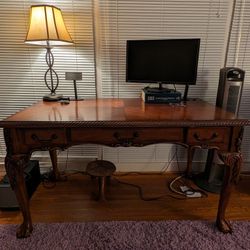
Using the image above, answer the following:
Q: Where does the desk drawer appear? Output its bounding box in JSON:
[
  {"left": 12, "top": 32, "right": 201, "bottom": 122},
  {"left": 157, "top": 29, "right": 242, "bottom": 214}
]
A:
[
  {"left": 24, "top": 129, "right": 66, "bottom": 145},
  {"left": 71, "top": 128, "right": 183, "bottom": 146},
  {"left": 187, "top": 127, "right": 230, "bottom": 149}
]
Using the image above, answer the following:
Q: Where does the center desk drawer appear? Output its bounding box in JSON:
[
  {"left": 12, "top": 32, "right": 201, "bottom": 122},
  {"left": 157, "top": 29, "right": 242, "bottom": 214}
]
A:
[
  {"left": 187, "top": 127, "right": 230, "bottom": 149},
  {"left": 24, "top": 129, "right": 66, "bottom": 145},
  {"left": 71, "top": 128, "right": 183, "bottom": 145}
]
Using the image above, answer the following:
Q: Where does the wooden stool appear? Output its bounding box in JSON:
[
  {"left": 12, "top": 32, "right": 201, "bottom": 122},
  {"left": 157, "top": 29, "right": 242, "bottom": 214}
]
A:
[{"left": 86, "top": 160, "right": 116, "bottom": 201}]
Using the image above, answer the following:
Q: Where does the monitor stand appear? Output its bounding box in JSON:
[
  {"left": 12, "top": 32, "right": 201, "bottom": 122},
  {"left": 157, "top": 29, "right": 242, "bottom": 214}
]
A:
[
  {"left": 182, "top": 84, "right": 189, "bottom": 102},
  {"left": 145, "top": 83, "right": 173, "bottom": 93},
  {"left": 144, "top": 83, "right": 190, "bottom": 101}
]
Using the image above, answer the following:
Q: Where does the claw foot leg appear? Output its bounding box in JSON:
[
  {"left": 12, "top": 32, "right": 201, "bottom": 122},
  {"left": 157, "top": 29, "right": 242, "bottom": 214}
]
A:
[
  {"left": 216, "top": 152, "right": 242, "bottom": 234},
  {"left": 216, "top": 219, "right": 232, "bottom": 234},
  {"left": 16, "top": 222, "right": 33, "bottom": 238}
]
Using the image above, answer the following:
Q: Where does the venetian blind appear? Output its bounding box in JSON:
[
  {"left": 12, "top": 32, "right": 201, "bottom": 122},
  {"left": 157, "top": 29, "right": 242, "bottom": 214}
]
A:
[
  {"left": 94, "top": 0, "right": 232, "bottom": 167},
  {"left": 227, "top": 0, "right": 250, "bottom": 165},
  {"left": 0, "top": 0, "right": 98, "bottom": 160}
]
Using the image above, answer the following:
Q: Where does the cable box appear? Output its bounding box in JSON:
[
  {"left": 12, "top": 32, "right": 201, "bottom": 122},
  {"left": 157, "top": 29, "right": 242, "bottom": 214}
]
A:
[
  {"left": 142, "top": 87, "right": 182, "bottom": 104},
  {"left": 0, "top": 160, "right": 41, "bottom": 208}
]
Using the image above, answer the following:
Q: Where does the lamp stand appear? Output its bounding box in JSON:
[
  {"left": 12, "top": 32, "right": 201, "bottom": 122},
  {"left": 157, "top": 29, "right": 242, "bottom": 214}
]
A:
[
  {"left": 65, "top": 72, "right": 83, "bottom": 101},
  {"left": 43, "top": 47, "right": 62, "bottom": 102}
]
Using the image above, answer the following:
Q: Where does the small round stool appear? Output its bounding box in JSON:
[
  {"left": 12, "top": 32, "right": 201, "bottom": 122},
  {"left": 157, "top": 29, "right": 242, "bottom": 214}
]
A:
[{"left": 86, "top": 160, "right": 116, "bottom": 201}]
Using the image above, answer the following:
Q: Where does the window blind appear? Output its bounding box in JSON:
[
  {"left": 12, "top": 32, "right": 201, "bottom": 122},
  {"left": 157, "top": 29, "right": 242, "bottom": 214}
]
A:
[
  {"left": 0, "top": 0, "right": 98, "bottom": 161},
  {"left": 96, "top": 0, "right": 231, "bottom": 100},
  {"left": 94, "top": 0, "right": 232, "bottom": 167},
  {"left": 227, "top": 0, "right": 250, "bottom": 165}
]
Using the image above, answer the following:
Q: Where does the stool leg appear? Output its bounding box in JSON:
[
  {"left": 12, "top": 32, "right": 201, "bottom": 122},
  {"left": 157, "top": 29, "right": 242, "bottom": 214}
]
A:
[
  {"left": 106, "top": 176, "right": 111, "bottom": 185},
  {"left": 98, "top": 176, "right": 106, "bottom": 201}
]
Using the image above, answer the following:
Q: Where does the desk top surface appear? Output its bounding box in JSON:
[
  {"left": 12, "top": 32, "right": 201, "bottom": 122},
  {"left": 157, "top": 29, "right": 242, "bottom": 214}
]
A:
[{"left": 0, "top": 98, "right": 248, "bottom": 128}]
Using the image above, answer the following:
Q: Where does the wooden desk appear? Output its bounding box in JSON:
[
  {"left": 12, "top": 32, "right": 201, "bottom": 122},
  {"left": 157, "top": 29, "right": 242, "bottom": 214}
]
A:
[{"left": 0, "top": 98, "right": 248, "bottom": 238}]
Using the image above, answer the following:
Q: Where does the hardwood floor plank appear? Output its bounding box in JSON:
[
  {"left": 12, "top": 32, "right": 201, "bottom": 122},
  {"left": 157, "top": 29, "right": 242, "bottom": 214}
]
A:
[{"left": 0, "top": 173, "right": 250, "bottom": 224}]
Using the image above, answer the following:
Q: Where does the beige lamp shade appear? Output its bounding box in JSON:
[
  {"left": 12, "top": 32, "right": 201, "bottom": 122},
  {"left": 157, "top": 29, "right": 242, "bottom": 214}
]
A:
[{"left": 25, "top": 5, "right": 73, "bottom": 46}]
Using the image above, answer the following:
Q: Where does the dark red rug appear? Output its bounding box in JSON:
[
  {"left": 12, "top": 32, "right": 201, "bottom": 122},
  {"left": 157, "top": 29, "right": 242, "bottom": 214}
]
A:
[{"left": 0, "top": 220, "right": 249, "bottom": 250}]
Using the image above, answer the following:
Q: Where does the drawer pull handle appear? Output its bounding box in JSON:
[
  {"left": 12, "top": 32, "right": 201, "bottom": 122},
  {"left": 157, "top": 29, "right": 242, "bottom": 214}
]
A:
[
  {"left": 31, "top": 134, "right": 58, "bottom": 144},
  {"left": 113, "top": 132, "right": 139, "bottom": 146},
  {"left": 193, "top": 132, "right": 218, "bottom": 143}
]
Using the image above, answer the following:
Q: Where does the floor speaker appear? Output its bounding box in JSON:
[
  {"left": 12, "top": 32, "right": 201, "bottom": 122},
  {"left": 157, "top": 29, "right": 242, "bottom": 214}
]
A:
[{"left": 194, "top": 67, "right": 245, "bottom": 193}]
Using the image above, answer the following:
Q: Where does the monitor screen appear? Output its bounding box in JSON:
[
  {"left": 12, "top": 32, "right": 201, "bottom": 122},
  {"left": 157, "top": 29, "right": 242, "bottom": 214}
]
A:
[{"left": 126, "top": 39, "right": 200, "bottom": 85}]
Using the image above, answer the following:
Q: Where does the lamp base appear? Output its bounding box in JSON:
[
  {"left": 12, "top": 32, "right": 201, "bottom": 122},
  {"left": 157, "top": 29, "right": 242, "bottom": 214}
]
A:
[
  {"left": 43, "top": 93, "right": 63, "bottom": 102},
  {"left": 70, "top": 98, "right": 84, "bottom": 101}
]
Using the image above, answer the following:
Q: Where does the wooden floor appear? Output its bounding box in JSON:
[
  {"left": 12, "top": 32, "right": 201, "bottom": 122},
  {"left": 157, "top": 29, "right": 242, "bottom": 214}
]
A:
[{"left": 0, "top": 173, "right": 250, "bottom": 224}]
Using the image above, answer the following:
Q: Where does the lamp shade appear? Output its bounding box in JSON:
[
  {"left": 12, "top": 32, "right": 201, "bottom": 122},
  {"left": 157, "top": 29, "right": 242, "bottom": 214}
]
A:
[{"left": 25, "top": 5, "right": 73, "bottom": 46}]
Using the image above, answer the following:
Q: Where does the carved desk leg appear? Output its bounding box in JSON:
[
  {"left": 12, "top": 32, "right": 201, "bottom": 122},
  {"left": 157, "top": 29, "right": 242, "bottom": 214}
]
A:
[
  {"left": 49, "top": 149, "right": 61, "bottom": 181},
  {"left": 216, "top": 152, "right": 242, "bottom": 233},
  {"left": 5, "top": 154, "right": 33, "bottom": 238}
]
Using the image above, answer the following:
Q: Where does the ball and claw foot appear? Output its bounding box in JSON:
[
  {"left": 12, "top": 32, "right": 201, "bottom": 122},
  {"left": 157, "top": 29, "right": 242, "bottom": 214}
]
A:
[
  {"left": 16, "top": 222, "right": 33, "bottom": 238},
  {"left": 216, "top": 219, "right": 232, "bottom": 234}
]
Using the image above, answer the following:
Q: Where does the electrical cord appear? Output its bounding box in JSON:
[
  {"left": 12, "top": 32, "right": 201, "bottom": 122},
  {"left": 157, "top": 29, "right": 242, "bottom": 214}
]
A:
[
  {"left": 168, "top": 146, "right": 207, "bottom": 198},
  {"left": 41, "top": 169, "right": 87, "bottom": 189},
  {"left": 114, "top": 171, "right": 169, "bottom": 177},
  {"left": 160, "top": 147, "right": 177, "bottom": 173},
  {"left": 113, "top": 177, "right": 186, "bottom": 201},
  {"left": 63, "top": 170, "right": 86, "bottom": 178},
  {"left": 169, "top": 175, "right": 208, "bottom": 198},
  {"left": 111, "top": 145, "right": 208, "bottom": 200},
  {"left": 169, "top": 175, "right": 185, "bottom": 196}
]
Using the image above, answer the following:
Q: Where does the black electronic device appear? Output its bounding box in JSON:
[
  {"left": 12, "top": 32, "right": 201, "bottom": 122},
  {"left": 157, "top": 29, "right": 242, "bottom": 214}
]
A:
[
  {"left": 194, "top": 67, "right": 245, "bottom": 194},
  {"left": 0, "top": 160, "right": 41, "bottom": 208},
  {"left": 142, "top": 87, "right": 182, "bottom": 104},
  {"left": 126, "top": 38, "right": 200, "bottom": 100},
  {"left": 216, "top": 67, "right": 244, "bottom": 114}
]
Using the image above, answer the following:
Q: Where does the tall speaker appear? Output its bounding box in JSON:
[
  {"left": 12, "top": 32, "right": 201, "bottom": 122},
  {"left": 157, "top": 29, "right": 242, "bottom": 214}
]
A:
[
  {"left": 216, "top": 67, "right": 245, "bottom": 114},
  {"left": 194, "top": 67, "right": 245, "bottom": 193}
]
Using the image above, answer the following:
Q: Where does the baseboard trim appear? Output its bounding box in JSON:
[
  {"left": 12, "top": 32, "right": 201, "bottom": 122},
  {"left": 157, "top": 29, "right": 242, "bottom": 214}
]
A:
[{"left": 1, "top": 157, "right": 250, "bottom": 176}]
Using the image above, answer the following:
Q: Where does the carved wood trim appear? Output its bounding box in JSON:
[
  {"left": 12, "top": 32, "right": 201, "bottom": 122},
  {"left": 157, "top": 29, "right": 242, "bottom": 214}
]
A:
[
  {"left": 3, "top": 128, "right": 13, "bottom": 155},
  {"left": 0, "top": 120, "right": 249, "bottom": 128},
  {"left": 218, "top": 152, "right": 242, "bottom": 184},
  {"left": 5, "top": 154, "right": 30, "bottom": 190},
  {"left": 235, "top": 127, "right": 244, "bottom": 153}
]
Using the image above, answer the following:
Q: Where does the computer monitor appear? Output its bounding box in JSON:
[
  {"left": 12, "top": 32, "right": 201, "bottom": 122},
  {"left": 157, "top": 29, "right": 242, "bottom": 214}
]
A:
[{"left": 126, "top": 38, "right": 200, "bottom": 100}]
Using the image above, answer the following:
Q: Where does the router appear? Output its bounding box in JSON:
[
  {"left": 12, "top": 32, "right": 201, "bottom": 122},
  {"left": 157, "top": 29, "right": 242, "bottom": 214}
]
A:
[{"left": 142, "top": 87, "right": 182, "bottom": 104}]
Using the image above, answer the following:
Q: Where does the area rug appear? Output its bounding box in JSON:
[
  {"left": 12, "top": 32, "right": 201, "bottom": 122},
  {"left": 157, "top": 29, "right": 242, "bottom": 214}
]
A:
[{"left": 0, "top": 220, "right": 250, "bottom": 250}]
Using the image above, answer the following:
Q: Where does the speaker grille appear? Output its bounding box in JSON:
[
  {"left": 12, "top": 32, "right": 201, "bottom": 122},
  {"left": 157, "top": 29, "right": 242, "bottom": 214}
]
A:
[{"left": 226, "top": 85, "right": 240, "bottom": 113}]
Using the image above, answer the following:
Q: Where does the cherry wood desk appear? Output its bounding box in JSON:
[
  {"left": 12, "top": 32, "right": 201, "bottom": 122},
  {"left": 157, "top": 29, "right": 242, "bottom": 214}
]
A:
[{"left": 0, "top": 98, "right": 249, "bottom": 238}]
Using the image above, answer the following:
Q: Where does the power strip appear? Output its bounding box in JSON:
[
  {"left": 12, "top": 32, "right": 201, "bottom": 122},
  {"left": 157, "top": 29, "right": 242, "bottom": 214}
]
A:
[{"left": 180, "top": 185, "right": 202, "bottom": 198}]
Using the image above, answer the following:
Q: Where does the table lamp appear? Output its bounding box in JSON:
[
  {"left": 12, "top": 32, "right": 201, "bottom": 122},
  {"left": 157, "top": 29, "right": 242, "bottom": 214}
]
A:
[{"left": 25, "top": 5, "right": 73, "bottom": 101}]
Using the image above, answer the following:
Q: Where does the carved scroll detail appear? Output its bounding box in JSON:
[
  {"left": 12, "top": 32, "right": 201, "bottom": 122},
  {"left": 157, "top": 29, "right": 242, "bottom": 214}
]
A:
[
  {"left": 5, "top": 154, "right": 30, "bottom": 190},
  {"left": 3, "top": 128, "right": 13, "bottom": 155},
  {"left": 235, "top": 127, "right": 244, "bottom": 153},
  {"left": 219, "top": 152, "right": 242, "bottom": 185}
]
